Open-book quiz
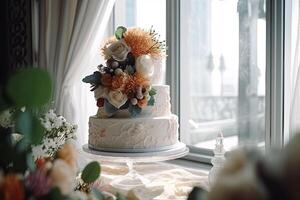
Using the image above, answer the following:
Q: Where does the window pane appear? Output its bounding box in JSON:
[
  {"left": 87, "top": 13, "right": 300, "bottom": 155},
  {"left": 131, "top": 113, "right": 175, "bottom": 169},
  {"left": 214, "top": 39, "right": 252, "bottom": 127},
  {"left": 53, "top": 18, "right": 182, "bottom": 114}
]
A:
[
  {"left": 114, "top": 0, "right": 166, "bottom": 83},
  {"left": 180, "top": 0, "right": 266, "bottom": 150}
]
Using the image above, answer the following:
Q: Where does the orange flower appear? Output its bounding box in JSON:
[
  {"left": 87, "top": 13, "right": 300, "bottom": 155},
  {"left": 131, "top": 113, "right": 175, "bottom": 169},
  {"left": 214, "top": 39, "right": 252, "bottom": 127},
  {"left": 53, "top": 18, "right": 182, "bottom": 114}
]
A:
[
  {"left": 137, "top": 98, "right": 148, "bottom": 108},
  {"left": 57, "top": 143, "right": 77, "bottom": 171},
  {"left": 101, "top": 74, "right": 113, "bottom": 87},
  {"left": 124, "top": 73, "right": 149, "bottom": 98},
  {"left": 111, "top": 74, "right": 129, "bottom": 91},
  {"left": 124, "top": 28, "right": 164, "bottom": 58},
  {"left": 0, "top": 174, "right": 24, "bottom": 200}
]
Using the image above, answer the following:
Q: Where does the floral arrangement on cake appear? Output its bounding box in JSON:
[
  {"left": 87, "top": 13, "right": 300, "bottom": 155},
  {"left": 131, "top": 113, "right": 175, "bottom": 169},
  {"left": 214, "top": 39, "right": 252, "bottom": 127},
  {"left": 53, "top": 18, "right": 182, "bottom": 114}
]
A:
[{"left": 83, "top": 26, "right": 166, "bottom": 117}]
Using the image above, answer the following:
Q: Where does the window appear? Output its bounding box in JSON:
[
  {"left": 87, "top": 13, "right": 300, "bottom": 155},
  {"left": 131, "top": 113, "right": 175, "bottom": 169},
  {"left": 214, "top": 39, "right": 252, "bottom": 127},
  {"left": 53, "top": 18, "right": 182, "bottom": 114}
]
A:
[
  {"left": 112, "top": 0, "right": 286, "bottom": 161},
  {"left": 179, "top": 0, "right": 266, "bottom": 151}
]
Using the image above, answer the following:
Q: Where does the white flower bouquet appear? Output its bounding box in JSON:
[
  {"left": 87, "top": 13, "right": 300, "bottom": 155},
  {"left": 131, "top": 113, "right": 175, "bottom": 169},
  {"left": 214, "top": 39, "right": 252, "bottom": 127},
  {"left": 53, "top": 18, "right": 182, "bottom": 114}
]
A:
[{"left": 32, "top": 109, "right": 77, "bottom": 158}]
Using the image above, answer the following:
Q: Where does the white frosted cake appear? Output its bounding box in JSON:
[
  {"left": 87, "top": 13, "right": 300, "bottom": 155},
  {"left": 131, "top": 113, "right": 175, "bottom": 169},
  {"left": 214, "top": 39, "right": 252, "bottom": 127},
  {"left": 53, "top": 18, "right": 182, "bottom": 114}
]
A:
[{"left": 83, "top": 26, "right": 179, "bottom": 152}]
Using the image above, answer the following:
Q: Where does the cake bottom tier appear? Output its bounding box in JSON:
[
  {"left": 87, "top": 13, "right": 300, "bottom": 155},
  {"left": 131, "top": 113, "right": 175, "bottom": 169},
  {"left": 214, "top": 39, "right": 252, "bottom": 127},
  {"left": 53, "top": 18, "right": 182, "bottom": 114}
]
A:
[{"left": 88, "top": 115, "right": 179, "bottom": 152}]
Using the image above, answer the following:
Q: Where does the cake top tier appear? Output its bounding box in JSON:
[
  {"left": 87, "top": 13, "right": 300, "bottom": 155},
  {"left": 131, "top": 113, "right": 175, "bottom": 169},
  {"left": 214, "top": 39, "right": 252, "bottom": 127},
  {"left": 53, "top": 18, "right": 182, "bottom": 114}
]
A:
[{"left": 82, "top": 26, "right": 166, "bottom": 118}]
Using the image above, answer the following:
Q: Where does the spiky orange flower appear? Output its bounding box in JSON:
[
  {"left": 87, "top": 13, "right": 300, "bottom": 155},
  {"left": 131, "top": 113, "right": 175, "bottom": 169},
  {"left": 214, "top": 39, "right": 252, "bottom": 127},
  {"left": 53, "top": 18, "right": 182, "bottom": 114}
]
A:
[
  {"left": 124, "top": 73, "right": 149, "bottom": 98},
  {"left": 111, "top": 74, "right": 129, "bottom": 91},
  {"left": 101, "top": 74, "right": 113, "bottom": 87},
  {"left": 123, "top": 28, "right": 164, "bottom": 58}
]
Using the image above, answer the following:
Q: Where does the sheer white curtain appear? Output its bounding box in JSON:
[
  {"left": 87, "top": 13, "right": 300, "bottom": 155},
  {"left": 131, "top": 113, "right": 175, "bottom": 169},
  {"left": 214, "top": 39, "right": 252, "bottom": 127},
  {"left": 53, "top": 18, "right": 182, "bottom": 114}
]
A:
[
  {"left": 37, "top": 0, "right": 115, "bottom": 146},
  {"left": 288, "top": 0, "right": 300, "bottom": 137}
]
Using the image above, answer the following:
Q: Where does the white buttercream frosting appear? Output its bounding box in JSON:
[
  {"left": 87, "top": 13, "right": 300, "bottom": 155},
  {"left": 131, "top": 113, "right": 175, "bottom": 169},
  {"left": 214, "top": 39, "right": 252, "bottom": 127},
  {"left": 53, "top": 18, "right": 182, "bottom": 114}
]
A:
[{"left": 88, "top": 115, "right": 179, "bottom": 150}]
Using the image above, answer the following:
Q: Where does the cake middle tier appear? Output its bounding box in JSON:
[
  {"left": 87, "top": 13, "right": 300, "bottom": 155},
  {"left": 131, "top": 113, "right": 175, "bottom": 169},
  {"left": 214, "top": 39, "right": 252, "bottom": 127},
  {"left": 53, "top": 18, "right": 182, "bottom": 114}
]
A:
[
  {"left": 96, "top": 85, "right": 171, "bottom": 118},
  {"left": 88, "top": 114, "right": 179, "bottom": 151}
]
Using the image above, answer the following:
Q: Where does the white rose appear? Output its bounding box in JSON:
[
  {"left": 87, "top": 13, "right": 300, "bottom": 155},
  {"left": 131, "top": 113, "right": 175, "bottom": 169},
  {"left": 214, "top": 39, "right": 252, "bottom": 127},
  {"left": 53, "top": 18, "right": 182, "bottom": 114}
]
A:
[
  {"left": 94, "top": 85, "right": 109, "bottom": 100},
  {"left": 135, "top": 55, "right": 154, "bottom": 78},
  {"left": 103, "top": 39, "right": 131, "bottom": 61},
  {"left": 107, "top": 90, "right": 128, "bottom": 109}
]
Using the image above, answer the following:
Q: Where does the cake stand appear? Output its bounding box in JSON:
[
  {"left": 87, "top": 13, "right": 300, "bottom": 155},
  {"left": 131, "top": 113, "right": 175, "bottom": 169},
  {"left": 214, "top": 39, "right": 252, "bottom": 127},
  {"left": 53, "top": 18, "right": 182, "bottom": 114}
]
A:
[{"left": 82, "top": 142, "right": 189, "bottom": 190}]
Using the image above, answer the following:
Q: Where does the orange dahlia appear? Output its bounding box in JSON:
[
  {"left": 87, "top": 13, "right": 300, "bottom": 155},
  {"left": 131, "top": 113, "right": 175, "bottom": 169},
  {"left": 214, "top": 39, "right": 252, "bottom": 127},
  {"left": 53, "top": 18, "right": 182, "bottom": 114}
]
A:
[{"left": 111, "top": 74, "right": 129, "bottom": 91}]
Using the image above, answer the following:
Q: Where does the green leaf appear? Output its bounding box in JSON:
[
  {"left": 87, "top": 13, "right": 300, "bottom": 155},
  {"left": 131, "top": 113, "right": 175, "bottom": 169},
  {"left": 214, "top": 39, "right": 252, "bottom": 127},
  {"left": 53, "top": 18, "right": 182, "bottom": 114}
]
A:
[
  {"left": 104, "top": 100, "right": 118, "bottom": 115},
  {"left": 12, "top": 150, "right": 28, "bottom": 173},
  {"left": 116, "top": 193, "right": 127, "bottom": 200},
  {"left": 47, "top": 187, "right": 70, "bottom": 200},
  {"left": 92, "top": 188, "right": 105, "bottom": 200},
  {"left": 6, "top": 68, "right": 52, "bottom": 107},
  {"left": 128, "top": 104, "right": 142, "bottom": 117},
  {"left": 147, "top": 96, "right": 155, "bottom": 106},
  {"left": 27, "top": 152, "right": 36, "bottom": 171},
  {"left": 81, "top": 161, "right": 101, "bottom": 184},
  {"left": 187, "top": 187, "right": 207, "bottom": 200},
  {"left": 148, "top": 88, "right": 157, "bottom": 96},
  {"left": 115, "top": 26, "right": 127, "bottom": 40},
  {"left": 15, "top": 111, "right": 45, "bottom": 145}
]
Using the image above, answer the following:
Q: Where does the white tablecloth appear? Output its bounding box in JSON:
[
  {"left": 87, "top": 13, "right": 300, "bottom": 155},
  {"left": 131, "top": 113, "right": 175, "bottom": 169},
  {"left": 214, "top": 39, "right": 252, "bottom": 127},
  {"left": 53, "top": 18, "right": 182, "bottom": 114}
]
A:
[{"left": 77, "top": 151, "right": 209, "bottom": 200}]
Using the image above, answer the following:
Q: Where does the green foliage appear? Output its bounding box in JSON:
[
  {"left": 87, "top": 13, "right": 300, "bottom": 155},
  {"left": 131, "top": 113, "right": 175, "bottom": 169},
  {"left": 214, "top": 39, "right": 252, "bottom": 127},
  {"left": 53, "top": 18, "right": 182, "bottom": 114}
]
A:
[
  {"left": 0, "top": 89, "right": 11, "bottom": 112},
  {"left": 6, "top": 68, "right": 52, "bottom": 107},
  {"left": 116, "top": 193, "right": 128, "bottom": 200},
  {"left": 81, "top": 161, "right": 101, "bottom": 184},
  {"left": 104, "top": 100, "right": 118, "bottom": 115},
  {"left": 128, "top": 104, "right": 142, "bottom": 117},
  {"left": 148, "top": 88, "right": 157, "bottom": 96},
  {"left": 147, "top": 96, "right": 155, "bottom": 106},
  {"left": 46, "top": 187, "right": 71, "bottom": 200},
  {"left": 187, "top": 187, "right": 207, "bottom": 200},
  {"left": 15, "top": 110, "right": 45, "bottom": 145},
  {"left": 115, "top": 26, "right": 127, "bottom": 40},
  {"left": 82, "top": 71, "right": 101, "bottom": 85},
  {"left": 0, "top": 67, "right": 51, "bottom": 174},
  {"left": 92, "top": 188, "right": 105, "bottom": 200}
]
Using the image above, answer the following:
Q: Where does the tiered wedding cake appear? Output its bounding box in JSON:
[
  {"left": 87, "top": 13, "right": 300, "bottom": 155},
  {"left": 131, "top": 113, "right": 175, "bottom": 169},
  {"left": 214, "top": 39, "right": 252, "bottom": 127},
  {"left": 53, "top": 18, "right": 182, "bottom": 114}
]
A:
[{"left": 83, "top": 26, "right": 179, "bottom": 152}]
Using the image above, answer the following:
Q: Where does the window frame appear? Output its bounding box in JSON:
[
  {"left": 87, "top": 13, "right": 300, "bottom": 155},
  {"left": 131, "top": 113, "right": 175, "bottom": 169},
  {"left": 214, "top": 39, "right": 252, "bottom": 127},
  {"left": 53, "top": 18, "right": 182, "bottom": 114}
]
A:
[{"left": 166, "top": 0, "right": 286, "bottom": 163}]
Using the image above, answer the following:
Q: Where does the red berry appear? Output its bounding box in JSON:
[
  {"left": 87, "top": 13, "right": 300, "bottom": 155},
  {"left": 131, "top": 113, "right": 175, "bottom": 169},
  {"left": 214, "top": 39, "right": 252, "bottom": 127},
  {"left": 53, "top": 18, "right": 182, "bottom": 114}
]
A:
[{"left": 97, "top": 98, "right": 105, "bottom": 107}]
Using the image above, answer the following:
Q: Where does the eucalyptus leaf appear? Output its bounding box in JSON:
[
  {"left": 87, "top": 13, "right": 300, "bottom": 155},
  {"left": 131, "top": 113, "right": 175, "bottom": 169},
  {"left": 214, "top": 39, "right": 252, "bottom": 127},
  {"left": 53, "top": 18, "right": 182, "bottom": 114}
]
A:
[
  {"left": 81, "top": 161, "right": 101, "bottom": 184},
  {"left": 26, "top": 152, "right": 36, "bottom": 171},
  {"left": 92, "top": 188, "right": 105, "bottom": 200},
  {"left": 119, "top": 100, "right": 130, "bottom": 109},
  {"left": 6, "top": 68, "right": 52, "bottom": 107},
  {"left": 15, "top": 111, "right": 45, "bottom": 145},
  {"left": 104, "top": 100, "right": 118, "bottom": 115},
  {"left": 147, "top": 96, "right": 155, "bottom": 106},
  {"left": 148, "top": 88, "right": 157, "bottom": 96},
  {"left": 115, "top": 26, "right": 127, "bottom": 40},
  {"left": 82, "top": 71, "right": 101, "bottom": 85},
  {"left": 128, "top": 104, "right": 142, "bottom": 117}
]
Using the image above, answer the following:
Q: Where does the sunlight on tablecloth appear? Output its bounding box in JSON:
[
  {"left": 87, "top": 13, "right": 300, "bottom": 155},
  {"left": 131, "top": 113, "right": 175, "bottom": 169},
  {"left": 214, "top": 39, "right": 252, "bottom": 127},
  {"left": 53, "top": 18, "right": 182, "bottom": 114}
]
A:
[{"left": 77, "top": 151, "right": 208, "bottom": 200}]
